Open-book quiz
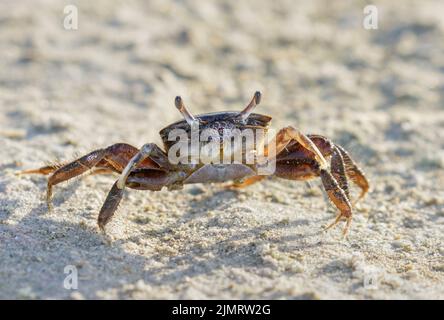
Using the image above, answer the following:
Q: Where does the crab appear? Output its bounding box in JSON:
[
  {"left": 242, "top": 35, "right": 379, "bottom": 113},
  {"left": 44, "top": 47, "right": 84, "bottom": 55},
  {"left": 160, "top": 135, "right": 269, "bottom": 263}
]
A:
[{"left": 22, "top": 92, "right": 369, "bottom": 235}]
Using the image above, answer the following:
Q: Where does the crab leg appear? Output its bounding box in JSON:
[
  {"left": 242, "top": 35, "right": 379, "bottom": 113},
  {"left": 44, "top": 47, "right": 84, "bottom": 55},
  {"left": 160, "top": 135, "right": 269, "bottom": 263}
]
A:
[
  {"left": 19, "top": 164, "right": 60, "bottom": 175},
  {"left": 32, "top": 162, "right": 121, "bottom": 177},
  {"left": 267, "top": 127, "right": 354, "bottom": 235},
  {"left": 87, "top": 168, "right": 116, "bottom": 176},
  {"left": 98, "top": 181, "right": 123, "bottom": 230},
  {"left": 296, "top": 135, "right": 367, "bottom": 206},
  {"left": 98, "top": 143, "right": 170, "bottom": 230},
  {"left": 50, "top": 144, "right": 143, "bottom": 209},
  {"left": 232, "top": 127, "right": 330, "bottom": 187},
  {"left": 272, "top": 155, "right": 353, "bottom": 235},
  {"left": 335, "top": 145, "right": 369, "bottom": 205},
  {"left": 331, "top": 146, "right": 350, "bottom": 200},
  {"left": 115, "top": 144, "right": 169, "bottom": 190},
  {"left": 20, "top": 143, "right": 142, "bottom": 210},
  {"left": 320, "top": 169, "right": 353, "bottom": 235},
  {"left": 228, "top": 175, "right": 266, "bottom": 189},
  {"left": 44, "top": 149, "right": 107, "bottom": 210},
  {"left": 262, "top": 126, "right": 328, "bottom": 171}
]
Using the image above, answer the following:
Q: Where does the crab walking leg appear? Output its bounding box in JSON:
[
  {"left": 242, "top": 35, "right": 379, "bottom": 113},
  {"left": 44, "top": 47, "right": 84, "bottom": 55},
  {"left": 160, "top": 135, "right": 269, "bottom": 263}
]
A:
[
  {"left": 265, "top": 126, "right": 329, "bottom": 170},
  {"left": 98, "top": 181, "right": 123, "bottom": 231},
  {"left": 335, "top": 145, "right": 369, "bottom": 205},
  {"left": 116, "top": 144, "right": 169, "bottom": 190},
  {"left": 272, "top": 155, "right": 353, "bottom": 235},
  {"left": 98, "top": 143, "right": 169, "bottom": 230},
  {"left": 320, "top": 169, "right": 353, "bottom": 236},
  {"left": 20, "top": 158, "right": 111, "bottom": 178},
  {"left": 45, "top": 149, "right": 107, "bottom": 210},
  {"left": 268, "top": 128, "right": 353, "bottom": 235},
  {"left": 18, "top": 164, "right": 60, "bottom": 175},
  {"left": 35, "top": 143, "right": 140, "bottom": 210},
  {"left": 228, "top": 175, "right": 266, "bottom": 189},
  {"left": 330, "top": 146, "right": 350, "bottom": 201},
  {"left": 87, "top": 168, "right": 116, "bottom": 176},
  {"left": 252, "top": 127, "right": 331, "bottom": 186}
]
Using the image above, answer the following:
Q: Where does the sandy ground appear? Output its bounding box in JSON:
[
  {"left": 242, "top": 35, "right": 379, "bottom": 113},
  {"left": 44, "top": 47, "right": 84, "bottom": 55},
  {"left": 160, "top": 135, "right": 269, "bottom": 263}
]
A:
[{"left": 1, "top": 0, "right": 443, "bottom": 300}]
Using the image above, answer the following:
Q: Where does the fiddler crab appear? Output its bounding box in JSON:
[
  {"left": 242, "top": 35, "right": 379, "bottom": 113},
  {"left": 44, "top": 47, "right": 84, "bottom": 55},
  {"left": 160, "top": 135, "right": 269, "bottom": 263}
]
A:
[{"left": 22, "top": 92, "right": 369, "bottom": 236}]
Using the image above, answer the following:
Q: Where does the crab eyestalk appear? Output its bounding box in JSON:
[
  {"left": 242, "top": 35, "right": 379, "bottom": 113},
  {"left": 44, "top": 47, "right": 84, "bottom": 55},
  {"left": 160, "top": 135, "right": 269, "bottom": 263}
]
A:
[
  {"left": 239, "top": 91, "right": 261, "bottom": 121},
  {"left": 175, "top": 96, "right": 199, "bottom": 126}
]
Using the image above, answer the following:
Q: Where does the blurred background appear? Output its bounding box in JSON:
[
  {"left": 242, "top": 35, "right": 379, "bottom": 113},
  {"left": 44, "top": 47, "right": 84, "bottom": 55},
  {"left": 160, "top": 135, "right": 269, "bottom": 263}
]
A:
[{"left": 0, "top": 0, "right": 443, "bottom": 299}]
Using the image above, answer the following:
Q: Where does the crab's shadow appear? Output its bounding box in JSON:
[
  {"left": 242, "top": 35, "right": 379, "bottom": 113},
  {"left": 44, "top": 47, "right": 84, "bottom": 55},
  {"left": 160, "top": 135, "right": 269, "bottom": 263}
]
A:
[
  {"left": 123, "top": 188, "right": 329, "bottom": 287},
  {"left": 9, "top": 182, "right": 329, "bottom": 299}
]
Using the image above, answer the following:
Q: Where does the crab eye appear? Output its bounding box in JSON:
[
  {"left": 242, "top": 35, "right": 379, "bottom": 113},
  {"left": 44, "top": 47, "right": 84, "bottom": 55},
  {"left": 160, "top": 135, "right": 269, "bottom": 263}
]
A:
[
  {"left": 174, "top": 96, "right": 199, "bottom": 126},
  {"left": 239, "top": 91, "right": 261, "bottom": 121}
]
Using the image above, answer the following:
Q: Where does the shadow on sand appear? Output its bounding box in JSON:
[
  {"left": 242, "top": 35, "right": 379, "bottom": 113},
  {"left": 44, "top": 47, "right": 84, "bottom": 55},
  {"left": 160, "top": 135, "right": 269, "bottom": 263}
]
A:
[{"left": 3, "top": 179, "right": 332, "bottom": 299}]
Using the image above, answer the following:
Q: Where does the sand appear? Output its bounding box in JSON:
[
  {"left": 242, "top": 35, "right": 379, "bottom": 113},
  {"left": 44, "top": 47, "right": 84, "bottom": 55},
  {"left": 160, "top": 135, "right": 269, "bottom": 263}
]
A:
[{"left": 0, "top": 0, "right": 443, "bottom": 299}]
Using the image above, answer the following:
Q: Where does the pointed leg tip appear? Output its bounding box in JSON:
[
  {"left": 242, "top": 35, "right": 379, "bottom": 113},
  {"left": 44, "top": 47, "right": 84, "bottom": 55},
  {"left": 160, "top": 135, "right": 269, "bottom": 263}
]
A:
[
  {"left": 324, "top": 215, "right": 341, "bottom": 232},
  {"left": 324, "top": 212, "right": 353, "bottom": 237},
  {"left": 342, "top": 217, "right": 352, "bottom": 238},
  {"left": 16, "top": 169, "right": 37, "bottom": 176},
  {"left": 225, "top": 183, "right": 240, "bottom": 190},
  {"left": 98, "top": 223, "right": 106, "bottom": 234}
]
